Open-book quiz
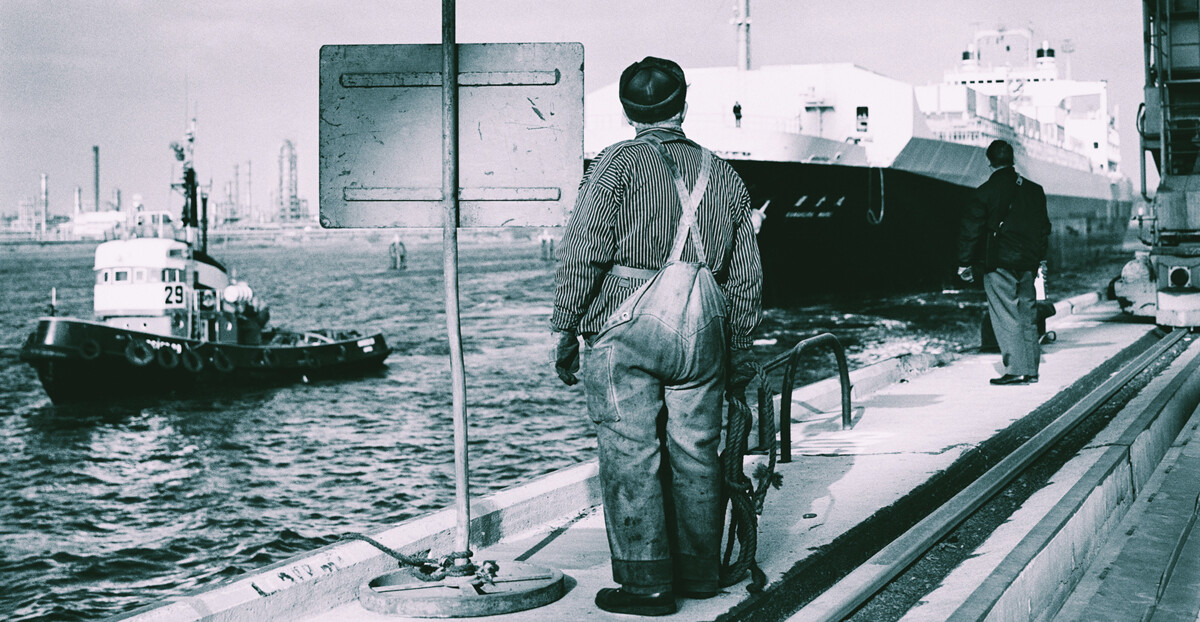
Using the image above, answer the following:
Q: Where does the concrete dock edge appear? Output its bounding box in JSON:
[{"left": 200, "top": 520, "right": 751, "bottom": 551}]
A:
[
  {"left": 114, "top": 462, "right": 603, "bottom": 621},
  {"left": 114, "top": 341, "right": 970, "bottom": 621},
  {"left": 113, "top": 290, "right": 1113, "bottom": 622}
]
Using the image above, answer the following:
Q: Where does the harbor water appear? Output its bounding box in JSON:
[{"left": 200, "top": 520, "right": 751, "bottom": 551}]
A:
[{"left": 0, "top": 231, "right": 1130, "bottom": 621}]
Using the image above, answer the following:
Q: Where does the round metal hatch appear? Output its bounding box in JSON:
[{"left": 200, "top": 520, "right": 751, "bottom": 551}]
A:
[{"left": 358, "top": 562, "right": 565, "bottom": 617}]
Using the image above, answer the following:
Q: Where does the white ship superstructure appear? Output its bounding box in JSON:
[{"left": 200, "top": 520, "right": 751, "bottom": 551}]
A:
[
  {"left": 587, "top": 28, "right": 1123, "bottom": 187},
  {"left": 910, "top": 28, "right": 1123, "bottom": 190}
]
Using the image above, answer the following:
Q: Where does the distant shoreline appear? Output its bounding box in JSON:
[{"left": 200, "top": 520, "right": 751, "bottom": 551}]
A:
[{"left": 0, "top": 225, "right": 565, "bottom": 250}]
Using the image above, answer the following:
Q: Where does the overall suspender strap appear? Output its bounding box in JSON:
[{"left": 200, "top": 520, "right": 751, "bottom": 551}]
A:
[{"left": 639, "top": 135, "right": 713, "bottom": 265}]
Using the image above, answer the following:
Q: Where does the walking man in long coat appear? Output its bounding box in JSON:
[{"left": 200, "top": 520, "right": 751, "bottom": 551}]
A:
[{"left": 957, "top": 139, "right": 1051, "bottom": 385}]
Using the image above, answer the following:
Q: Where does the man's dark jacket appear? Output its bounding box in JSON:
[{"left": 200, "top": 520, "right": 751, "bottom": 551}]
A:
[{"left": 957, "top": 166, "right": 1051, "bottom": 273}]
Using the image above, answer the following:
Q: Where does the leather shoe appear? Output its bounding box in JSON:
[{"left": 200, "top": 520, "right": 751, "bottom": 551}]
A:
[
  {"left": 595, "top": 588, "right": 677, "bottom": 616},
  {"left": 990, "top": 374, "right": 1037, "bottom": 385}
]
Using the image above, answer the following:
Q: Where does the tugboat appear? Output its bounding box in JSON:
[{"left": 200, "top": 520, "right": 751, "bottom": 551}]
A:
[{"left": 20, "top": 124, "right": 391, "bottom": 403}]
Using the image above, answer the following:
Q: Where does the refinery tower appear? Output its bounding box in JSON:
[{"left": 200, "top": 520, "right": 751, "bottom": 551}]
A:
[{"left": 277, "top": 140, "right": 310, "bottom": 222}]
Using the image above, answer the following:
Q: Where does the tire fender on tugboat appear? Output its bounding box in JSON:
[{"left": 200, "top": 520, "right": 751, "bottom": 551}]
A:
[
  {"left": 156, "top": 346, "right": 180, "bottom": 370},
  {"left": 209, "top": 347, "right": 235, "bottom": 374},
  {"left": 180, "top": 347, "right": 204, "bottom": 373},
  {"left": 125, "top": 340, "right": 155, "bottom": 367},
  {"left": 79, "top": 339, "right": 102, "bottom": 361}
]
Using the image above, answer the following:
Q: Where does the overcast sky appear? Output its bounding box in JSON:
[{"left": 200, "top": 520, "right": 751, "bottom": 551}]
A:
[{"left": 0, "top": 0, "right": 1144, "bottom": 219}]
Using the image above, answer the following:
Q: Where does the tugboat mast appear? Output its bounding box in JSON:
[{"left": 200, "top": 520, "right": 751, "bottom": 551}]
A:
[{"left": 170, "top": 119, "right": 204, "bottom": 253}]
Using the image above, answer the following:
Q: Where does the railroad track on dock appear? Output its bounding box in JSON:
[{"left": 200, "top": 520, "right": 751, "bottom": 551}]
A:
[{"left": 773, "top": 328, "right": 1195, "bottom": 622}]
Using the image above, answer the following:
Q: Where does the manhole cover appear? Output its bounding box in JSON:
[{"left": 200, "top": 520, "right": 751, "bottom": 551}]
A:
[{"left": 358, "top": 562, "right": 565, "bottom": 617}]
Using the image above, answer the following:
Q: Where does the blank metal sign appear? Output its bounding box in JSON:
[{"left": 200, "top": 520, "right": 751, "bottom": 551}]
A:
[{"left": 319, "top": 43, "right": 583, "bottom": 228}]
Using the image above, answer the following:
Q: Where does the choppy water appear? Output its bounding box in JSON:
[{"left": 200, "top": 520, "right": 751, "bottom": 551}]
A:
[{"left": 0, "top": 233, "right": 1127, "bottom": 621}]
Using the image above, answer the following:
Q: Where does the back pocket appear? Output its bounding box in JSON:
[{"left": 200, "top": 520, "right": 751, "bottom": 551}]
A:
[{"left": 581, "top": 345, "right": 620, "bottom": 423}]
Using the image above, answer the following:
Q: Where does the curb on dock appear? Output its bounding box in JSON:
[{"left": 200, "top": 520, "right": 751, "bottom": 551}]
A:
[
  {"left": 1052, "top": 291, "right": 1102, "bottom": 318},
  {"left": 114, "top": 462, "right": 605, "bottom": 621}
]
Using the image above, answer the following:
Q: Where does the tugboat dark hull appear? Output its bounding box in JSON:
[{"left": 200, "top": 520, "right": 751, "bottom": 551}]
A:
[{"left": 20, "top": 317, "right": 391, "bottom": 404}]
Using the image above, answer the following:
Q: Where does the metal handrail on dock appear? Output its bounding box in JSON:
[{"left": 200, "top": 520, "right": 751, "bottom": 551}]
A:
[{"left": 761, "top": 332, "right": 852, "bottom": 463}]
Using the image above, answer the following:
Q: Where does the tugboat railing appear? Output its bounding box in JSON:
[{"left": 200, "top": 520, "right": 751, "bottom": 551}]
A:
[{"left": 761, "top": 332, "right": 852, "bottom": 463}]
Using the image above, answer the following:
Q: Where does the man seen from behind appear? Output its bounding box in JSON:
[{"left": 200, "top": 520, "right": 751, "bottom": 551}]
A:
[
  {"left": 957, "top": 139, "right": 1051, "bottom": 385},
  {"left": 551, "top": 56, "right": 763, "bottom": 616}
]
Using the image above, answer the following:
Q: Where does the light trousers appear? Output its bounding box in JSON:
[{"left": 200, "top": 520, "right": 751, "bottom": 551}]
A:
[{"left": 984, "top": 267, "right": 1039, "bottom": 376}]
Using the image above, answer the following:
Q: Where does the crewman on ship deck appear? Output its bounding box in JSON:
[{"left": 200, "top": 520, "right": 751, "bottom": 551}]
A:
[{"left": 551, "top": 56, "right": 762, "bottom": 616}]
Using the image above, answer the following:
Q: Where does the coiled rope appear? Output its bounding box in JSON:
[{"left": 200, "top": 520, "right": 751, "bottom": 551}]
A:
[
  {"left": 719, "top": 363, "right": 782, "bottom": 592},
  {"left": 340, "top": 533, "right": 478, "bottom": 582}
]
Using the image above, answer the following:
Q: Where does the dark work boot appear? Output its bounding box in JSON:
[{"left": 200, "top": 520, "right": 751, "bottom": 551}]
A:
[
  {"left": 990, "top": 374, "right": 1036, "bottom": 385},
  {"left": 595, "top": 588, "right": 677, "bottom": 616}
]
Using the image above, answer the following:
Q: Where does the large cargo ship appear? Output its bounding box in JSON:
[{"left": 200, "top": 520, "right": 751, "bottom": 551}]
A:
[{"left": 585, "top": 22, "right": 1134, "bottom": 304}]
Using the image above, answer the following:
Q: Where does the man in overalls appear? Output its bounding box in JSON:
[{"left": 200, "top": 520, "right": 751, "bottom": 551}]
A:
[{"left": 551, "top": 57, "right": 762, "bottom": 616}]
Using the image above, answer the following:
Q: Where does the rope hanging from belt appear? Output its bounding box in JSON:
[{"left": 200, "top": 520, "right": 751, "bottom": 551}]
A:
[
  {"left": 340, "top": 533, "right": 480, "bottom": 581},
  {"left": 719, "top": 363, "right": 781, "bottom": 592}
]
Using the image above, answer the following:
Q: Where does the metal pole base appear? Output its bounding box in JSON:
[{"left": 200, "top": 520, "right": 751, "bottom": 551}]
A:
[{"left": 358, "top": 562, "right": 565, "bottom": 617}]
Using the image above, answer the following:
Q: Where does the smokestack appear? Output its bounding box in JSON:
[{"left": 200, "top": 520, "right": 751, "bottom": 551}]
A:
[
  {"left": 735, "top": 0, "right": 751, "bottom": 71},
  {"left": 74, "top": 187, "right": 82, "bottom": 217},
  {"left": 246, "top": 160, "right": 252, "bottom": 222},
  {"left": 93, "top": 145, "right": 100, "bottom": 213},
  {"left": 233, "top": 163, "right": 240, "bottom": 214},
  {"left": 200, "top": 192, "right": 208, "bottom": 253},
  {"left": 40, "top": 173, "right": 48, "bottom": 237}
]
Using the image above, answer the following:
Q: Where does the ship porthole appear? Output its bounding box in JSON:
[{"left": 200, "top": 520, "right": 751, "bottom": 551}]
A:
[
  {"left": 180, "top": 347, "right": 204, "bottom": 373},
  {"left": 210, "top": 348, "right": 235, "bottom": 374},
  {"left": 125, "top": 341, "right": 155, "bottom": 367},
  {"left": 156, "top": 347, "right": 180, "bottom": 370},
  {"left": 78, "top": 339, "right": 102, "bottom": 361}
]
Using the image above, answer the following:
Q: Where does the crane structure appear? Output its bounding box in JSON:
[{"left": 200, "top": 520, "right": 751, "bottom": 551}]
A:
[{"left": 1117, "top": 0, "right": 1200, "bottom": 325}]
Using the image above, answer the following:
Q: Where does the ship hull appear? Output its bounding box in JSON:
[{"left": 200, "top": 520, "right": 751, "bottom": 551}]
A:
[
  {"left": 20, "top": 317, "right": 391, "bottom": 404},
  {"left": 733, "top": 160, "right": 1133, "bottom": 306}
]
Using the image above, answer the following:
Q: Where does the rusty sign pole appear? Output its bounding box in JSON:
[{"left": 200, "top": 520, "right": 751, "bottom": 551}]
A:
[
  {"left": 441, "top": 0, "right": 472, "bottom": 563},
  {"left": 320, "top": 34, "right": 580, "bottom": 617}
]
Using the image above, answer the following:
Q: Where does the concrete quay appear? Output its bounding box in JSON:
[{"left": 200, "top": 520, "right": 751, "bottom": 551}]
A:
[
  {"left": 895, "top": 331, "right": 1200, "bottom": 622},
  {"left": 114, "top": 296, "right": 1164, "bottom": 622}
]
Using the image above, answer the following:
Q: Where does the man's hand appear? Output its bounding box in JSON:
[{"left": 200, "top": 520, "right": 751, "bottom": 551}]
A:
[
  {"left": 553, "top": 329, "right": 580, "bottom": 386},
  {"left": 727, "top": 348, "right": 758, "bottom": 393},
  {"left": 957, "top": 266, "right": 974, "bottom": 283}
]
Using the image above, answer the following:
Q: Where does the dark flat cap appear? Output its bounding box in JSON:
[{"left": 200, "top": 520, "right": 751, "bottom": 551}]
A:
[{"left": 619, "top": 57, "right": 686, "bottom": 123}]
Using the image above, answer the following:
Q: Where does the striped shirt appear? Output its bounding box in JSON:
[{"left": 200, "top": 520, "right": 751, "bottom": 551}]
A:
[{"left": 552, "top": 127, "right": 763, "bottom": 349}]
